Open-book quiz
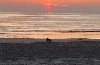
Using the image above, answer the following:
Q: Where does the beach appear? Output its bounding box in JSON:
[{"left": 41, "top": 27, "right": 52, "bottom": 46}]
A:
[
  {"left": 0, "top": 38, "right": 100, "bottom": 65},
  {"left": 0, "top": 0, "right": 100, "bottom": 64}
]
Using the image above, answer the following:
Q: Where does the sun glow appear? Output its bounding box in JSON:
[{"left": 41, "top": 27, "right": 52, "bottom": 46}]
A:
[{"left": 43, "top": 0, "right": 68, "bottom": 13}]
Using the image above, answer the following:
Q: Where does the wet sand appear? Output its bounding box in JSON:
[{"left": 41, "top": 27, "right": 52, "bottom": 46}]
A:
[{"left": 0, "top": 38, "right": 100, "bottom": 43}]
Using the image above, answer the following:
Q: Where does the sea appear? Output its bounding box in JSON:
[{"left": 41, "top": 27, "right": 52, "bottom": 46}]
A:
[{"left": 0, "top": 13, "right": 100, "bottom": 39}]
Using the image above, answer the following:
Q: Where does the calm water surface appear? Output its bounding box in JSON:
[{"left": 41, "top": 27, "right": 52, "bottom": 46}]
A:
[{"left": 0, "top": 13, "right": 100, "bottom": 38}]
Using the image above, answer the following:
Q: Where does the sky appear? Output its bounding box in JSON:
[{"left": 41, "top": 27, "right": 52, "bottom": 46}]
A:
[{"left": 0, "top": 0, "right": 100, "bottom": 13}]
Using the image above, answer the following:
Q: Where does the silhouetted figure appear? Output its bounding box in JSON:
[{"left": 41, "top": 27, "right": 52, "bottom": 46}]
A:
[{"left": 46, "top": 38, "right": 52, "bottom": 43}]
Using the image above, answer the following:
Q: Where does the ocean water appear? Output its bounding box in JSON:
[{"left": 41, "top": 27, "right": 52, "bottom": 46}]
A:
[{"left": 0, "top": 13, "right": 100, "bottom": 38}]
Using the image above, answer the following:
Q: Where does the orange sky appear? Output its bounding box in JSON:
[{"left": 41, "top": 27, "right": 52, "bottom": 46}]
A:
[{"left": 0, "top": 0, "right": 100, "bottom": 6}]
